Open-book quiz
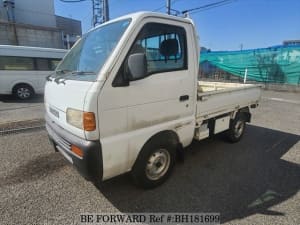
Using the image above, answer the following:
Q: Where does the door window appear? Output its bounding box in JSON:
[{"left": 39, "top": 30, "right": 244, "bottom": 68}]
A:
[{"left": 129, "top": 22, "right": 187, "bottom": 77}]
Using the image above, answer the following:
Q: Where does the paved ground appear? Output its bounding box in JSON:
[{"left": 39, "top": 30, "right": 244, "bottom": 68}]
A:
[
  {"left": 0, "top": 94, "right": 44, "bottom": 125},
  {"left": 0, "top": 90, "right": 299, "bottom": 225}
]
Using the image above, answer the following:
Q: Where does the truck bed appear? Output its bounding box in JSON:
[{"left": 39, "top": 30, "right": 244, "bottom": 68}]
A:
[{"left": 196, "top": 81, "right": 261, "bottom": 120}]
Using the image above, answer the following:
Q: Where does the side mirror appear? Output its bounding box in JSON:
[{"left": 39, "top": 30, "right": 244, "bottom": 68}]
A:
[{"left": 127, "top": 53, "right": 147, "bottom": 80}]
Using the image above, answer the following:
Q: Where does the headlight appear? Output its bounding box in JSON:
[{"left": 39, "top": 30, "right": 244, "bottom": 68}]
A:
[
  {"left": 66, "top": 108, "right": 83, "bottom": 129},
  {"left": 66, "top": 108, "right": 96, "bottom": 131}
]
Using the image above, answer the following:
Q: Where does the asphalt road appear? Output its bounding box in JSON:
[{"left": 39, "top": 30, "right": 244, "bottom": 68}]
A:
[
  {"left": 0, "top": 91, "right": 299, "bottom": 225},
  {"left": 0, "top": 94, "right": 44, "bottom": 125}
]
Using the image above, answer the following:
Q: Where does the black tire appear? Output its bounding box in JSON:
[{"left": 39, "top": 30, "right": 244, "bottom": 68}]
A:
[
  {"left": 131, "top": 137, "right": 176, "bottom": 189},
  {"left": 93, "top": 179, "right": 103, "bottom": 190},
  {"left": 225, "top": 113, "right": 246, "bottom": 143},
  {"left": 13, "top": 84, "right": 34, "bottom": 100}
]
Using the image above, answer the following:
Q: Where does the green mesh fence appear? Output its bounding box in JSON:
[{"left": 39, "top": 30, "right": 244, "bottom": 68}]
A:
[{"left": 200, "top": 46, "right": 300, "bottom": 85}]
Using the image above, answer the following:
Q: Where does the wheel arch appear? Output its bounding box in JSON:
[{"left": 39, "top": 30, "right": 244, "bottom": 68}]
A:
[
  {"left": 132, "top": 129, "right": 182, "bottom": 169},
  {"left": 239, "top": 107, "right": 251, "bottom": 122},
  {"left": 130, "top": 129, "right": 181, "bottom": 188},
  {"left": 12, "top": 82, "right": 35, "bottom": 94}
]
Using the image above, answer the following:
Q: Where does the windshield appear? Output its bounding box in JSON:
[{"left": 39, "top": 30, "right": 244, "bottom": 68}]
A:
[{"left": 55, "top": 19, "right": 131, "bottom": 81}]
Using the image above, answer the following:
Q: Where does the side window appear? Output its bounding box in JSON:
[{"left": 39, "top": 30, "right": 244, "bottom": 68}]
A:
[
  {"left": 35, "top": 58, "right": 62, "bottom": 71},
  {"left": 113, "top": 22, "right": 188, "bottom": 87},
  {"left": 0, "top": 56, "right": 34, "bottom": 70},
  {"left": 49, "top": 59, "right": 61, "bottom": 70},
  {"left": 35, "top": 58, "right": 50, "bottom": 71},
  {"left": 129, "top": 23, "right": 187, "bottom": 77}
]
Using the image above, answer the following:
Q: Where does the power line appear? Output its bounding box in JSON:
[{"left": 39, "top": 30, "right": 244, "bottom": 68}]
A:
[
  {"left": 153, "top": 0, "right": 177, "bottom": 13},
  {"left": 59, "top": 0, "right": 88, "bottom": 2},
  {"left": 189, "top": 1, "right": 236, "bottom": 15},
  {"left": 153, "top": 0, "right": 235, "bottom": 17},
  {"left": 153, "top": 5, "right": 165, "bottom": 12},
  {"left": 182, "top": 0, "right": 237, "bottom": 15}
]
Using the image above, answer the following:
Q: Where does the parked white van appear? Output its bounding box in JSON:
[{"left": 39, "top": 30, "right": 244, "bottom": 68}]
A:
[
  {"left": 45, "top": 12, "right": 261, "bottom": 188},
  {"left": 0, "top": 45, "right": 67, "bottom": 99}
]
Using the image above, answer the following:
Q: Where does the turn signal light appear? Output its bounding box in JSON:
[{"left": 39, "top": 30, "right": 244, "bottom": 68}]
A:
[
  {"left": 71, "top": 145, "right": 84, "bottom": 158},
  {"left": 83, "top": 112, "right": 96, "bottom": 131}
]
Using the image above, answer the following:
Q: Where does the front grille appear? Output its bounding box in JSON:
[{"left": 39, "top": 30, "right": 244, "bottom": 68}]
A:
[{"left": 50, "top": 126, "right": 71, "bottom": 151}]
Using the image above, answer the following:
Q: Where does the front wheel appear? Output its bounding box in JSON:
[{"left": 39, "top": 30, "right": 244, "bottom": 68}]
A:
[
  {"left": 13, "top": 84, "right": 34, "bottom": 100},
  {"left": 225, "top": 114, "right": 246, "bottom": 143},
  {"left": 131, "top": 139, "right": 176, "bottom": 189}
]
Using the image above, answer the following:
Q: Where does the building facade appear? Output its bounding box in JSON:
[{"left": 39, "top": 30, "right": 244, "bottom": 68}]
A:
[{"left": 0, "top": 0, "right": 81, "bottom": 49}]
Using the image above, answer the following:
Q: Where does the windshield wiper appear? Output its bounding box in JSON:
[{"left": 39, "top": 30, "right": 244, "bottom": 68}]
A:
[
  {"left": 48, "top": 70, "right": 95, "bottom": 84},
  {"left": 46, "top": 70, "right": 70, "bottom": 83},
  {"left": 56, "top": 69, "right": 72, "bottom": 74},
  {"left": 53, "top": 76, "right": 66, "bottom": 85},
  {"left": 46, "top": 71, "right": 56, "bottom": 81},
  {"left": 71, "top": 71, "right": 95, "bottom": 75}
]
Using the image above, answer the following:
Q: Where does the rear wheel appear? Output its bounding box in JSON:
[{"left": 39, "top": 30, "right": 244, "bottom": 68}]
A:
[
  {"left": 131, "top": 138, "right": 176, "bottom": 189},
  {"left": 13, "top": 84, "right": 34, "bottom": 100},
  {"left": 225, "top": 113, "right": 246, "bottom": 143}
]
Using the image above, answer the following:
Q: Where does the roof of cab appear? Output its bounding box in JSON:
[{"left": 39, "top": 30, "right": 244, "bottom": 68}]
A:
[{"left": 90, "top": 11, "right": 193, "bottom": 32}]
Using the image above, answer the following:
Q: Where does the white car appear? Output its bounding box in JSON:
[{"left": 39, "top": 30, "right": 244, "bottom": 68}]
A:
[{"left": 0, "top": 45, "right": 67, "bottom": 99}]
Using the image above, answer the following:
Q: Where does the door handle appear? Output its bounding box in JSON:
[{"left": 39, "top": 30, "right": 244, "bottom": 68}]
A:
[{"left": 179, "top": 95, "right": 189, "bottom": 101}]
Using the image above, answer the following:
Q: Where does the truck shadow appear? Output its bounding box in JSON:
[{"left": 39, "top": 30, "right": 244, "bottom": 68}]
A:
[
  {"left": 0, "top": 153, "right": 67, "bottom": 188},
  {"left": 0, "top": 94, "right": 44, "bottom": 103},
  {"left": 98, "top": 125, "right": 300, "bottom": 223}
]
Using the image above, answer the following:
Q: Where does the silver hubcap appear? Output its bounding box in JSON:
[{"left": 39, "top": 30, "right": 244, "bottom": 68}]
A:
[
  {"left": 146, "top": 149, "right": 170, "bottom": 181},
  {"left": 17, "top": 87, "right": 31, "bottom": 99},
  {"left": 234, "top": 120, "right": 244, "bottom": 138}
]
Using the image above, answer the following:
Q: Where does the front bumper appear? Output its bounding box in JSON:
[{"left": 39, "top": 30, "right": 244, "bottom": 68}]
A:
[{"left": 46, "top": 115, "right": 103, "bottom": 182}]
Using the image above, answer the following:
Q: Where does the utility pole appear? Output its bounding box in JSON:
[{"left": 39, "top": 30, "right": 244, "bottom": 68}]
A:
[
  {"left": 166, "top": 0, "right": 171, "bottom": 15},
  {"left": 92, "top": 0, "right": 109, "bottom": 27},
  {"left": 60, "top": 0, "right": 109, "bottom": 27},
  {"left": 3, "top": 0, "right": 19, "bottom": 45},
  {"left": 103, "top": 0, "right": 109, "bottom": 23}
]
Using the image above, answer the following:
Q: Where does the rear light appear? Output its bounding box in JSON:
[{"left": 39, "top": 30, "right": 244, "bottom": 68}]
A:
[
  {"left": 71, "top": 145, "right": 84, "bottom": 158},
  {"left": 83, "top": 112, "right": 96, "bottom": 131}
]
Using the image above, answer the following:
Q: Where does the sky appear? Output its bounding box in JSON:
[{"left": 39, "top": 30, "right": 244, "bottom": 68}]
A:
[{"left": 54, "top": 0, "right": 300, "bottom": 51}]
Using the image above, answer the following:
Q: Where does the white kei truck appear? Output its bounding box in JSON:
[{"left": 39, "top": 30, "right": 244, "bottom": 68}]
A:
[{"left": 45, "top": 12, "right": 261, "bottom": 189}]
